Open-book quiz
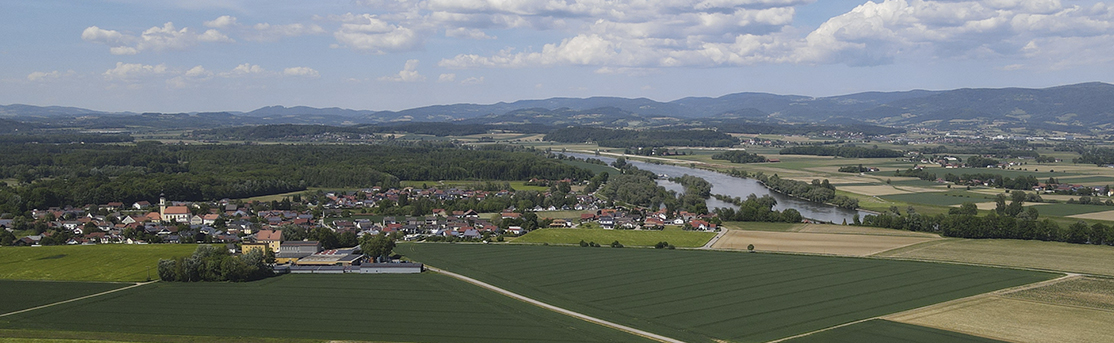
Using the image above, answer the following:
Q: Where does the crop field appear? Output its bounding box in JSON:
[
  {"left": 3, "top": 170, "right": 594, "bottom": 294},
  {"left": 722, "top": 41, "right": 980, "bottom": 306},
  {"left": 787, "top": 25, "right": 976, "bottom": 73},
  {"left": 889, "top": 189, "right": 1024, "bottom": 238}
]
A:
[
  {"left": 512, "top": 228, "right": 715, "bottom": 247},
  {"left": 0, "top": 280, "right": 127, "bottom": 314},
  {"left": 1069, "top": 209, "right": 1114, "bottom": 221},
  {"left": 781, "top": 319, "right": 1008, "bottom": 343},
  {"left": 0, "top": 274, "right": 652, "bottom": 343},
  {"left": 1034, "top": 203, "right": 1114, "bottom": 216},
  {"left": 882, "top": 192, "right": 995, "bottom": 206},
  {"left": 876, "top": 239, "right": 1114, "bottom": 276},
  {"left": 0, "top": 245, "right": 199, "bottom": 282},
  {"left": 886, "top": 280, "right": 1114, "bottom": 343},
  {"left": 711, "top": 230, "right": 939, "bottom": 256},
  {"left": 400, "top": 243, "right": 1054, "bottom": 343}
]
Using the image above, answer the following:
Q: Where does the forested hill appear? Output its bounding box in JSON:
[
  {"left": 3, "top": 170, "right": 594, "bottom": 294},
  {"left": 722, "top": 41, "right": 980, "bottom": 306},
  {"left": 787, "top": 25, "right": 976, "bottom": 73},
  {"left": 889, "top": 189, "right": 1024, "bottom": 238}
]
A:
[
  {"left": 4, "top": 82, "right": 1112, "bottom": 130},
  {"left": 0, "top": 142, "right": 591, "bottom": 212}
]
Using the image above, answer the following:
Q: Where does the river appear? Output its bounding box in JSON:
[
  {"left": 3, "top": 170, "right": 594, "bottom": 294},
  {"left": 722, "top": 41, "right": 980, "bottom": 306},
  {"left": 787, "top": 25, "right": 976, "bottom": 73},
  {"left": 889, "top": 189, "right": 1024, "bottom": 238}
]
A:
[{"left": 566, "top": 153, "right": 870, "bottom": 223}]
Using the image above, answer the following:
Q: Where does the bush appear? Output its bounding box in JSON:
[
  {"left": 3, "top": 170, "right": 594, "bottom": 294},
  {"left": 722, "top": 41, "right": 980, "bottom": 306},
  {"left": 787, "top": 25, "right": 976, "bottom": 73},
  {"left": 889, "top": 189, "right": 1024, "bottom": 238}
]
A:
[
  {"left": 610, "top": 240, "right": 624, "bottom": 248},
  {"left": 158, "top": 245, "right": 272, "bottom": 282}
]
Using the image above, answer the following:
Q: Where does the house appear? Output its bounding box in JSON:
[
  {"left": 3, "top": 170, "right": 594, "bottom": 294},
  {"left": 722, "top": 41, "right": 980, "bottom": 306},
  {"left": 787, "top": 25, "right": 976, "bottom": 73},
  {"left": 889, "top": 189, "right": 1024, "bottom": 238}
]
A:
[
  {"left": 506, "top": 226, "right": 526, "bottom": 235},
  {"left": 599, "top": 216, "right": 615, "bottom": 229},
  {"left": 241, "top": 242, "right": 270, "bottom": 256},
  {"left": 202, "top": 213, "right": 219, "bottom": 225},
  {"left": 690, "top": 220, "right": 717, "bottom": 231},
  {"left": 255, "top": 229, "right": 283, "bottom": 253},
  {"left": 501, "top": 212, "right": 521, "bottom": 219},
  {"left": 132, "top": 201, "right": 151, "bottom": 210}
]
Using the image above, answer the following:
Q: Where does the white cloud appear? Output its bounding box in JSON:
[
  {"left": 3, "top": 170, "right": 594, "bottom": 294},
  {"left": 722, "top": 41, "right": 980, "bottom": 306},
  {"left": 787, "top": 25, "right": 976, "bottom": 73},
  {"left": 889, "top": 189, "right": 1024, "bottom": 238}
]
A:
[
  {"left": 27, "top": 70, "right": 69, "bottom": 82},
  {"left": 222, "top": 63, "right": 266, "bottom": 77},
  {"left": 283, "top": 66, "right": 321, "bottom": 77},
  {"left": 82, "top": 22, "right": 232, "bottom": 54},
  {"left": 248, "top": 23, "right": 327, "bottom": 41},
  {"left": 204, "top": 15, "right": 238, "bottom": 29},
  {"left": 438, "top": 73, "right": 456, "bottom": 82},
  {"left": 333, "top": 13, "right": 422, "bottom": 53},
  {"left": 103, "top": 62, "right": 168, "bottom": 80},
  {"left": 445, "top": 27, "right": 495, "bottom": 39},
  {"left": 379, "top": 59, "right": 426, "bottom": 82},
  {"left": 460, "top": 76, "right": 484, "bottom": 85}
]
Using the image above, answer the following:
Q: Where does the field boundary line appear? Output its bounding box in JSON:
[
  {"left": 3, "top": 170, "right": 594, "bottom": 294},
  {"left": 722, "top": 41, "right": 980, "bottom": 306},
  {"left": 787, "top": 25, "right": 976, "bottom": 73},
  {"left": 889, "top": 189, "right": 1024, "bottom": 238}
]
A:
[
  {"left": 701, "top": 229, "right": 727, "bottom": 249},
  {"left": 763, "top": 273, "right": 1079, "bottom": 343},
  {"left": 425, "top": 266, "right": 686, "bottom": 343},
  {"left": 0, "top": 280, "right": 157, "bottom": 318}
]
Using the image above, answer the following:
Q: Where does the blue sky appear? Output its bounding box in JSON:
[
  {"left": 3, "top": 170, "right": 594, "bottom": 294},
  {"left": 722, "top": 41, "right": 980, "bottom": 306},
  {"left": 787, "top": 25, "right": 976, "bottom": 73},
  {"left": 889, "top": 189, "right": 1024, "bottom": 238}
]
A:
[{"left": 2, "top": 0, "right": 1113, "bottom": 113}]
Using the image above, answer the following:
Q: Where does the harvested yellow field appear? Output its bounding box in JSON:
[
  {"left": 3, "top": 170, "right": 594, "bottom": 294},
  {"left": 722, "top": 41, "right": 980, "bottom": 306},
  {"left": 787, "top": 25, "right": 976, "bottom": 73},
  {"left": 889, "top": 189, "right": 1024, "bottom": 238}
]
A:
[
  {"left": 877, "top": 239, "right": 1114, "bottom": 276},
  {"left": 886, "top": 277, "right": 1114, "bottom": 343},
  {"left": 795, "top": 224, "right": 940, "bottom": 238},
  {"left": 838, "top": 185, "right": 910, "bottom": 196},
  {"left": 1069, "top": 209, "right": 1114, "bottom": 221},
  {"left": 711, "top": 229, "right": 939, "bottom": 256}
]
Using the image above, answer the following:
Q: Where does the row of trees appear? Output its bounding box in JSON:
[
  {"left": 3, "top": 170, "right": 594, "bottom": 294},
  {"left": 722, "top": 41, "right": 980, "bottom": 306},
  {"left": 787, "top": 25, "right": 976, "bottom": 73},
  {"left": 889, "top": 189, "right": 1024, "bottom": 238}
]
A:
[
  {"left": 710, "top": 150, "right": 768, "bottom": 163},
  {"left": 779, "top": 145, "right": 905, "bottom": 158},
  {"left": 893, "top": 168, "right": 1040, "bottom": 190},
  {"left": 861, "top": 206, "right": 1114, "bottom": 245}
]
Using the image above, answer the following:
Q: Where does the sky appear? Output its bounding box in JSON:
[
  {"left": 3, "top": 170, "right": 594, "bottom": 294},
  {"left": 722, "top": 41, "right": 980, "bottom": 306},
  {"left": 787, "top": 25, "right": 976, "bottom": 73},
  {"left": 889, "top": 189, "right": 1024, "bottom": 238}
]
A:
[{"left": 2, "top": 0, "right": 1113, "bottom": 113}]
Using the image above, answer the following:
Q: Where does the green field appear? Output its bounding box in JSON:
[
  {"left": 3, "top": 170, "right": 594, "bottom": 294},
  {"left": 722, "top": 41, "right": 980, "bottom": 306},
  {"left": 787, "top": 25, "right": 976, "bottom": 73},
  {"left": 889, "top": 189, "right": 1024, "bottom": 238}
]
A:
[
  {"left": 1030, "top": 203, "right": 1114, "bottom": 217},
  {"left": 0, "top": 245, "right": 199, "bottom": 282},
  {"left": 782, "top": 319, "right": 1007, "bottom": 343},
  {"left": 882, "top": 192, "right": 995, "bottom": 206},
  {"left": 400, "top": 244, "right": 1055, "bottom": 343},
  {"left": 0, "top": 280, "right": 127, "bottom": 314},
  {"left": 512, "top": 228, "right": 716, "bottom": 247},
  {"left": 0, "top": 275, "right": 652, "bottom": 343}
]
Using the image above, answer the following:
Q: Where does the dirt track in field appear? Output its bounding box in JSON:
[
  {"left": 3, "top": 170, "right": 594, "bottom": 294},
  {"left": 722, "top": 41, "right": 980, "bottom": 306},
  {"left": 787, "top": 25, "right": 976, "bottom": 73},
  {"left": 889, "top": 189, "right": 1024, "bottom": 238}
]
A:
[{"left": 711, "top": 229, "right": 940, "bottom": 256}]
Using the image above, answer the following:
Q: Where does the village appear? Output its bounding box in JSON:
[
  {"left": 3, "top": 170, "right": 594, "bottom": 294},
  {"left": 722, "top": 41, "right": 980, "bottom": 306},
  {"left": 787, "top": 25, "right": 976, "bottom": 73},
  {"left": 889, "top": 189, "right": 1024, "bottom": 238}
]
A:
[{"left": 0, "top": 184, "right": 722, "bottom": 268}]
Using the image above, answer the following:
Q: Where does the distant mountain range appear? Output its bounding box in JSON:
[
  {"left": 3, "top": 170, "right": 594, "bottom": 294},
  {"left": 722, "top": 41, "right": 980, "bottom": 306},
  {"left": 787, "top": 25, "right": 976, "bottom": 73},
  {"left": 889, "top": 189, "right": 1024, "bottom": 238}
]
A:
[{"left": 3, "top": 82, "right": 1112, "bottom": 131}]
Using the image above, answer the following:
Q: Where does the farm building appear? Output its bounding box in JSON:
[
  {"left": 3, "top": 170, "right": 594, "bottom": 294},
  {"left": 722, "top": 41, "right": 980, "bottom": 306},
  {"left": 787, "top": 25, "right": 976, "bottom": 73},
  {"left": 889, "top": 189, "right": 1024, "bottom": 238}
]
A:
[
  {"left": 276, "top": 241, "right": 322, "bottom": 264},
  {"left": 360, "top": 262, "right": 423, "bottom": 274},
  {"left": 294, "top": 248, "right": 364, "bottom": 266}
]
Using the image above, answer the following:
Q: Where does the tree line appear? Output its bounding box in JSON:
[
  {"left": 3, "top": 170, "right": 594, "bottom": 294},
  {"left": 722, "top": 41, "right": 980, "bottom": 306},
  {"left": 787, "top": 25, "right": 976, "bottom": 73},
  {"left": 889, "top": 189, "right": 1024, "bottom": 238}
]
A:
[
  {"left": 752, "top": 173, "right": 859, "bottom": 209},
  {"left": 158, "top": 245, "right": 273, "bottom": 282},
  {"left": 710, "top": 150, "right": 768, "bottom": 163},
  {"left": 712, "top": 194, "right": 803, "bottom": 223},
  {"left": 779, "top": 145, "right": 905, "bottom": 158},
  {"left": 545, "top": 127, "right": 737, "bottom": 148}
]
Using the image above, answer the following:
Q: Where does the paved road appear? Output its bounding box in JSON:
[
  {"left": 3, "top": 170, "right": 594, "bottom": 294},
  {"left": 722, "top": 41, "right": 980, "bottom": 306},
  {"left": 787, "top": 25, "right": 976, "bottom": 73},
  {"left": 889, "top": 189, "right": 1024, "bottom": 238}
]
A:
[
  {"left": 426, "top": 266, "right": 687, "bottom": 343},
  {"left": 701, "top": 229, "right": 728, "bottom": 249},
  {"left": 0, "top": 280, "right": 157, "bottom": 318}
]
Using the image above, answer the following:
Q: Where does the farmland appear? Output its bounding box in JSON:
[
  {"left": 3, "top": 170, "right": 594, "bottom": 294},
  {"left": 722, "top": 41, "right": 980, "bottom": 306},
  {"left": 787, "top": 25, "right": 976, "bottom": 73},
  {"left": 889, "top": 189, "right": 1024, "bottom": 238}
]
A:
[
  {"left": 885, "top": 277, "right": 1114, "bottom": 343},
  {"left": 876, "top": 239, "right": 1114, "bottom": 276},
  {"left": 0, "top": 245, "right": 199, "bottom": 282},
  {"left": 400, "top": 243, "right": 1055, "bottom": 343},
  {"left": 0, "top": 274, "right": 653, "bottom": 343},
  {"left": 781, "top": 319, "right": 1008, "bottom": 343},
  {"left": 512, "top": 228, "right": 716, "bottom": 247},
  {"left": 711, "top": 229, "right": 939, "bottom": 256},
  {"left": 0, "top": 280, "right": 127, "bottom": 314}
]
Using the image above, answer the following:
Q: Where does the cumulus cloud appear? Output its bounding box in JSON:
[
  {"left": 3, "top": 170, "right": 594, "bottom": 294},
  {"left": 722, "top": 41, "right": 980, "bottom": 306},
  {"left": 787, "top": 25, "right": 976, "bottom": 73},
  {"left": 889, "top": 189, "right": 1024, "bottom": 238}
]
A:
[
  {"left": 445, "top": 27, "right": 495, "bottom": 39},
  {"left": 379, "top": 59, "right": 426, "bottom": 82},
  {"left": 82, "top": 22, "right": 232, "bottom": 54},
  {"left": 103, "top": 62, "right": 168, "bottom": 80},
  {"left": 204, "top": 15, "right": 238, "bottom": 29},
  {"left": 248, "top": 23, "right": 327, "bottom": 41},
  {"left": 221, "top": 63, "right": 266, "bottom": 77},
  {"left": 283, "top": 66, "right": 321, "bottom": 77},
  {"left": 333, "top": 13, "right": 422, "bottom": 53},
  {"left": 438, "top": 73, "right": 456, "bottom": 82}
]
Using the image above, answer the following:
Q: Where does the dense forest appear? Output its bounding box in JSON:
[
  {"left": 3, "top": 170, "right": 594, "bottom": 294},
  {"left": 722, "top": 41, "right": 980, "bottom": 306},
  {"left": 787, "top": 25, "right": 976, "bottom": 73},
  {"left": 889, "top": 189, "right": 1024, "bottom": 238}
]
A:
[
  {"left": 0, "top": 142, "right": 591, "bottom": 214},
  {"left": 191, "top": 123, "right": 554, "bottom": 140},
  {"left": 893, "top": 168, "right": 1039, "bottom": 190},
  {"left": 1075, "top": 147, "right": 1114, "bottom": 166},
  {"left": 752, "top": 173, "right": 859, "bottom": 209},
  {"left": 779, "top": 145, "right": 905, "bottom": 158},
  {"left": 545, "top": 127, "right": 737, "bottom": 148},
  {"left": 710, "top": 150, "right": 768, "bottom": 163}
]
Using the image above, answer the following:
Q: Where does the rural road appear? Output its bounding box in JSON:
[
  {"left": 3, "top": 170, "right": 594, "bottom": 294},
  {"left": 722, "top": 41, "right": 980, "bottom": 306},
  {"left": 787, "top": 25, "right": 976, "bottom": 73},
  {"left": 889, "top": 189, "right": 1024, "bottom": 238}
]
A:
[
  {"left": 426, "top": 266, "right": 687, "bottom": 343},
  {"left": 0, "top": 280, "right": 157, "bottom": 318},
  {"left": 701, "top": 229, "right": 728, "bottom": 249}
]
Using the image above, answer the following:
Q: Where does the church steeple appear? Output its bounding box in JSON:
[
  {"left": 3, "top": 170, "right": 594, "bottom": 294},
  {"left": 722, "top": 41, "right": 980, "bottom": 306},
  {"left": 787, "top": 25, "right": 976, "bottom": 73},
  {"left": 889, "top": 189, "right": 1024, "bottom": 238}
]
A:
[{"left": 159, "top": 193, "right": 166, "bottom": 221}]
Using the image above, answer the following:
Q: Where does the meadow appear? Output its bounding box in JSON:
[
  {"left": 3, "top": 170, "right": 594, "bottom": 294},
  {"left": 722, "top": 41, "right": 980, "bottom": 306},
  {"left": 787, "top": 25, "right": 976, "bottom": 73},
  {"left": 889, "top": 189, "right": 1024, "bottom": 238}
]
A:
[
  {"left": 400, "top": 243, "right": 1055, "bottom": 343},
  {"left": 781, "top": 319, "right": 1008, "bottom": 343},
  {"left": 0, "top": 245, "right": 199, "bottom": 282},
  {"left": 0, "top": 274, "right": 652, "bottom": 343},
  {"left": 512, "top": 228, "right": 716, "bottom": 247}
]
